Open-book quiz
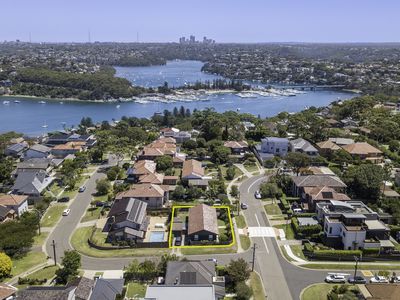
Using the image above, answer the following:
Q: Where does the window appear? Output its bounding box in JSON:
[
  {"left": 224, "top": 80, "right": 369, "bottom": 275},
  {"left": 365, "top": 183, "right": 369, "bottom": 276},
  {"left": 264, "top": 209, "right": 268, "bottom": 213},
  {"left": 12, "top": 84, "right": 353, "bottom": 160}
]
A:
[
  {"left": 329, "top": 227, "right": 332, "bottom": 234},
  {"left": 194, "top": 235, "right": 198, "bottom": 241},
  {"left": 209, "top": 235, "right": 213, "bottom": 240}
]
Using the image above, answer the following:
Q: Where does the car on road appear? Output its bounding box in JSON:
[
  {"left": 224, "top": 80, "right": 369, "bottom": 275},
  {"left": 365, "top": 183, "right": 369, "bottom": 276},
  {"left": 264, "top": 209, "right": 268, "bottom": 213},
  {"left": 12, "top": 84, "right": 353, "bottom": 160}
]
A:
[
  {"left": 206, "top": 258, "right": 218, "bottom": 265},
  {"left": 325, "top": 274, "right": 346, "bottom": 283},
  {"left": 241, "top": 203, "right": 248, "bottom": 209},
  {"left": 78, "top": 186, "right": 86, "bottom": 192},
  {"left": 57, "top": 196, "right": 70, "bottom": 203},
  {"left": 62, "top": 208, "right": 71, "bottom": 216},
  {"left": 254, "top": 191, "right": 262, "bottom": 199},
  {"left": 370, "top": 275, "right": 389, "bottom": 283},
  {"left": 348, "top": 276, "right": 367, "bottom": 284}
]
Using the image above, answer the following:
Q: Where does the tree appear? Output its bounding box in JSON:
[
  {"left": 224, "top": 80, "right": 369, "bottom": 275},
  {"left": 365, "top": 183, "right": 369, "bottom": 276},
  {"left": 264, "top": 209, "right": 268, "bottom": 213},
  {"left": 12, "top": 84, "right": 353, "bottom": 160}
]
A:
[
  {"left": 230, "top": 185, "right": 239, "bottom": 198},
  {"left": 155, "top": 155, "right": 173, "bottom": 172},
  {"left": 285, "top": 152, "right": 310, "bottom": 175},
  {"left": 226, "top": 258, "right": 251, "bottom": 284},
  {"left": 124, "top": 259, "right": 141, "bottom": 281},
  {"left": 235, "top": 281, "right": 253, "bottom": 300},
  {"left": 107, "top": 166, "right": 123, "bottom": 181},
  {"left": 182, "top": 139, "right": 197, "bottom": 150},
  {"left": 344, "top": 164, "right": 386, "bottom": 202},
  {"left": 259, "top": 182, "right": 282, "bottom": 199},
  {"left": 211, "top": 146, "right": 231, "bottom": 164},
  {"left": 388, "top": 140, "right": 400, "bottom": 153},
  {"left": 0, "top": 220, "right": 36, "bottom": 257},
  {"left": 226, "top": 166, "right": 236, "bottom": 180},
  {"left": 139, "top": 259, "right": 157, "bottom": 282},
  {"left": 0, "top": 252, "right": 12, "bottom": 279},
  {"left": 172, "top": 185, "right": 186, "bottom": 200},
  {"left": 90, "top": 148, "right": 103, "bottom": 163},
  {"left": 55, "top": 250, "right": 81, "bottom": 284},
  {"left": 96, "top": 178, "right": 111, "bottom": 195}
]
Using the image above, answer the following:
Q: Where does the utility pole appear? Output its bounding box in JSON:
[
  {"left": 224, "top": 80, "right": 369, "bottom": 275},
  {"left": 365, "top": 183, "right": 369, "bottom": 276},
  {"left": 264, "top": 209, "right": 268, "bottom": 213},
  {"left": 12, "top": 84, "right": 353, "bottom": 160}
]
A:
[
  {"left": 251, "top": 243, "right": 257, "bottom": 271},
  {"left": 52, "top": 240, "right": 57, "bottom": 266},
  {"left": 353, "top": 256, "right": 359, "bottom": 284}
]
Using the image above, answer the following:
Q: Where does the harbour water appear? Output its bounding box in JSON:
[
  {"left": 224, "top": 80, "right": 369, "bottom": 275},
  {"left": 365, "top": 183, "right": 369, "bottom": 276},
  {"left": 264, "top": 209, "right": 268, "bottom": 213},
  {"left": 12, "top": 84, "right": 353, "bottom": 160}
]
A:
[{"left": 0, "top": 60, "right": 354, "bottom": 135}]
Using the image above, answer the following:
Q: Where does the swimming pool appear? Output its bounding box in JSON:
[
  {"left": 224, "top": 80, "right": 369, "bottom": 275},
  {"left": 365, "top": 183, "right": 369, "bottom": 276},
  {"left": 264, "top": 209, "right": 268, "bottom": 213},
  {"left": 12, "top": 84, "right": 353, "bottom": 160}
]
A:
[{"left": 149, "top": 231, "right": 165, "bottom": 242}]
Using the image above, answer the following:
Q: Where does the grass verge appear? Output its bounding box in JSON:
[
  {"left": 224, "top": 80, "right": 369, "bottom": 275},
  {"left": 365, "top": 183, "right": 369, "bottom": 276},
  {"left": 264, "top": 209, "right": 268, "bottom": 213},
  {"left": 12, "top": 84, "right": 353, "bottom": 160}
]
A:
[
  {"left": 273, "top": 224, "right": 295, "bottom": 239},
  {"left": 240, "top": 235, "right": 251, "bottom": 251},
  {"left": 301, "top": 283, "right": 333, "bottom": 300},
  {"left": 180, "top": 245, "right": 237, "bottom": 255},
  {"left": 250, "top": 272, "right": 265, "bottom": 300},
  {"left": 33, "top": 232, "right": 49, "bottom": 247},
  {"left": 40, "top": 204, "right": 67, "bottom": 227},
  {"left": 264, "top": 203, "right": 282, "bottom": 215},
  {"left": 235, "top": 215, "right": 246, "bottom": 229},
  {"left": 81, "top": 207, "right": 102, "bottom": 223},
  {"left": 301, "top": 263, "right": 400, "bottom": 270},
  {"left": 11, "top": 252, "right": 47, "bottom": 277}
]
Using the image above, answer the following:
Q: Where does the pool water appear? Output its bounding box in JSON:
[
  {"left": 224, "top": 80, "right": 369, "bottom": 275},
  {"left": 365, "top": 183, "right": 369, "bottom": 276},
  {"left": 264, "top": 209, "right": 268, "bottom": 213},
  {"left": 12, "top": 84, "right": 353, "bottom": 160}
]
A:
[{"left": 149, "top": 231, "right": 165, "bottom": 242}]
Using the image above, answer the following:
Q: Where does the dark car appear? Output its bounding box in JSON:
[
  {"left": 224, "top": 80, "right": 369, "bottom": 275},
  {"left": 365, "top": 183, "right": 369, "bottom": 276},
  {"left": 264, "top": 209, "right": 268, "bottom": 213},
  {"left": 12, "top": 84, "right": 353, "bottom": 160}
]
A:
[
  {"left": 95, "top": 201, "right": 105, "bottom": 207},
  {"left": 348, "top": 276, "right": 367, "bottom": 284},
  {"left": 103, "top": 202, "right": 112, "bottom": 208},
  {"left": 175, "top": 236, "right": 182, "bottom": 246},
  {"left": 58, "top": 196, "right": 70, "bottom": 203}
]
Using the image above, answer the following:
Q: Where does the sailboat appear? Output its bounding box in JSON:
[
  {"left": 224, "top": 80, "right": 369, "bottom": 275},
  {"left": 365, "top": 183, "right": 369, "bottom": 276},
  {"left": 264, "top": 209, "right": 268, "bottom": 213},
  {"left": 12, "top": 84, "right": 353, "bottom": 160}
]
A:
[{"left": 42, "top": 121, "right": 48, "bottom": 128}]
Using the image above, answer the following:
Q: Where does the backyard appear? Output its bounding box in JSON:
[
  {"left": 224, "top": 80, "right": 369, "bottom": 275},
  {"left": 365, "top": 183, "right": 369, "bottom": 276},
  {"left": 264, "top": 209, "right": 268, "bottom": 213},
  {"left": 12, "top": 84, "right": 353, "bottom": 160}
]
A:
[{"left": 125, "top": 282, "right": 147, "bottom": 299}]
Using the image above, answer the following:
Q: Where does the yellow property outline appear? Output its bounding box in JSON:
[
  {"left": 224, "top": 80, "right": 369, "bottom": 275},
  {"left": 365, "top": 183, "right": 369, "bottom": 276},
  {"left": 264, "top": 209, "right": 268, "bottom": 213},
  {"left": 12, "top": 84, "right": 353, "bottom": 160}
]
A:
[{"left": 168, "top": 205, "right": 236, "bottom": 249}]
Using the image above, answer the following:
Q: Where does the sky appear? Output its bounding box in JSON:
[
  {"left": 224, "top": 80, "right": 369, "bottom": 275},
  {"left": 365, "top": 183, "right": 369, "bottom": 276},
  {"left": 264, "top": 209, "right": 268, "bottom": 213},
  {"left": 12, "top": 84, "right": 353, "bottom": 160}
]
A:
[{"left": 2, "top": 0, "right": 400, "bottom": 43}]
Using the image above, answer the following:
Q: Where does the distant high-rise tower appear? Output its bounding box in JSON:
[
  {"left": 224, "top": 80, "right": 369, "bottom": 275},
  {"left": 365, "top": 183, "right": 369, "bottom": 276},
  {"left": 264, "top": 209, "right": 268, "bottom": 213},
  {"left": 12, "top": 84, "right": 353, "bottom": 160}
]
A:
[{"left": 189, "top": 35, "right": 195, "bottom": 43}]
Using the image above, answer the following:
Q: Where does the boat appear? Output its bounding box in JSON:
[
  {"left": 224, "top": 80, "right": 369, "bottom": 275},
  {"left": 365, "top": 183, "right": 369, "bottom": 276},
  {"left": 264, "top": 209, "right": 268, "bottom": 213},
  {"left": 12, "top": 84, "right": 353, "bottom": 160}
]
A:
[
  {"left": 38, "top": 101, "right": 46, "bottom": 104},
  {"left": 13, "top": 100, "right": 20, "bottom": 103},
  {"left": 42, "top": 121, "right": 48, "bottom": 128},
  {"left": 2, "top": 100, "right": 10, "bottom": 105},
  {"left": 116, "top": 105, "right": 121, "bottom": 109},
  {"left": 60, "top": 102, "right": 64, "bottom": 104},
  {"left": 237, "top": 108, "right": 241, "bottom": 111}
]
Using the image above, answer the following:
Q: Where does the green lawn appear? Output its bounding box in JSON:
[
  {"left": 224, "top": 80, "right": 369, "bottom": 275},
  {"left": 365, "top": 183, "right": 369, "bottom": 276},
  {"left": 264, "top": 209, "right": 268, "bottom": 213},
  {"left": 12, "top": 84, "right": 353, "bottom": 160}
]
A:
[
  {"left": 250, "top": 272, "right": 265, "bottom": 300},
  {"left": 71, "top": 227, "right": 170, "bottom": 258},
  {"left": 48, "top": 182, "right": 63, "bottom": 196},
  {"left": 235, "top": 215, "right": 246, "bottom": 229},
  {"left": 244, "top": 163, "right": 259, "bottom": 173},
  {"left": 290, "top": 245, "right": 306, "bottom": 260},
  {"left": 264, "top": 203, "right": 282, "bottom": 215},
  {"left": 239, "top": 235, "right": 251, "bottom": 251},
  {"left": 33, "top": 232, "right": 49, "bottom": 246},
  {"left": 40, "top": 204, "right": 67, "bottom": 227},
  {"left": 301, "top": 263, "right": 400, "bottom": 270},
  {"left": 301, "top": 283, "right": 334, "bottom": 300},
  {"left": 181, "top": 245, "right": 237, "bottom": 255},
  {"left": 274, "top": 224, "right": 295, "bottom": 239},
  {"left": 126, "top": 282, "right": 147, "bottom": 299},
  {"left": 15, "top": 265, "right": 58, "bottom": 289},
  {"left": 81, "top": 207, "right": 102, "bottom": 223},
  {"left": 93, "top": 194, "right": 109, "bottom": 202},
  {"left": 60, "top": 176, "right": 89, "bottom": 199},
  {"left": 11, "top": 252, "right": 47, "bottom": 277},
  {"left": 218, "top": 219, "right": 226, "bottom": 227}
]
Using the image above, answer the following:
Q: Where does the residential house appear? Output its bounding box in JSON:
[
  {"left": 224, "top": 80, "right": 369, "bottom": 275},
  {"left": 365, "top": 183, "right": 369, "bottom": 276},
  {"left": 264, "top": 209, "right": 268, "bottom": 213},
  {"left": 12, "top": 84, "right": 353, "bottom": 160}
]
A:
[
  {"left": 182, "top": 159, "right": 204, "bottom": 181},
  {"left": 328, "top": 137, "right": 355, "bottom": 146},
  {"left": 51, "top": 141, "right": 85, "bottom": 158},
  {"left": 115, "top": 184, "right": 169, "bottom": 208},
  {"left": 242, "top": 121, "right": 255, "bottom": 131},
  {"left": 4, "top": 142, "right": 28, "bottom": 157},
  {"left": 15, "top": 158, "right": 53, "bottom": 176},
  {"left": 223, "top": 141, "right": 249, "bottom": 154},
  {"left": 144, "top": 285, "right": 217, "bottom": 300},
  {"left": 255, "top": 137, "right": 289, "bottom": 161},
  {"left": 46, "top": 132, "right": 97, "bottom": 148},
  {"left": 0, "top": 194, "right": 28, "bottom": 216},
  {"left": 303, "top": 186, "right": 350, "bottom": 211},
  {"left": 138, "top": 142, "right": 177, "bottom": 160},
  {"left": 160, "top": 127, "right": 180, "bottom": 138},
  {"left": 88, "top": 278, "right": 124, "bottom": 300},
  {"left": 174, "top": 131, "right": 192, "bottom": 143},
  {"left": 340, "top": 118, "right": 359, "bottom": 128},
  {"left": 187, "top": 204, "right": 218, "bottom": 242},
  {"left": 0, "top": 283, "right": 18, "bottom": 300},
  {"left": 127, "top": 160, "right": 156, "bottom": 182},
  {"left": 105, "top": 198, "right": 149, "bottom": 243},
  {"left": 291, "top": 175, "right": 347, "bottom": 197},
  {"left": 289, "top": 138, "right": 319, "bottom": 156},
  {"left": 316, "top": 140, "right": 341, "bottom": 154},
  {"left": 0, "top": 205, "right": 16, "bottom": 223},
  {"left": 24, "top": 144, "right": 51, "bottom": 159},
  {"left": 173, "top": 153, "right": 186, "bottom": 168},
  {"left": 300, "top": 166, "right": 336, "bottom": 176},
  {"left": 12, "top": 170, "right": 54, "bottom": 202},
  {"left": 341, "top": 142, "right": 383, "bottom": 163}
]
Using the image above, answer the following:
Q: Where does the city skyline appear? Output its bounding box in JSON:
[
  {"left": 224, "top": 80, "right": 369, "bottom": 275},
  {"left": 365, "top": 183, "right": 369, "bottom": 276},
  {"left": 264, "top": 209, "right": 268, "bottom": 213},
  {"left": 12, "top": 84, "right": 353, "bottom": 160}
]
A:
[{"left": 2, "top": 0, "right": 400, "bottom": 43}]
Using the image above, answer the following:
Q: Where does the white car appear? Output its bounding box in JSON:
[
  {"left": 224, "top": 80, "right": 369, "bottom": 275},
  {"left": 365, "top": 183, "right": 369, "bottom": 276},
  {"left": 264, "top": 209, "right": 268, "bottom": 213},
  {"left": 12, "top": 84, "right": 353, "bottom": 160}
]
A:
[
  {"left": 391, "top": 276, "right": 400, "bottom": 283},
  {"left": 370, "top": 275, "right": 389, "bottom": 283},
  {"left": 254, "top": 191, "right": 262, "bottom": 199},
  {"left": 325, "top": 274, "right": 346, "bottom": 283},
  {"left": 62, "top": 209, "right": 71, "bottom": 216}
]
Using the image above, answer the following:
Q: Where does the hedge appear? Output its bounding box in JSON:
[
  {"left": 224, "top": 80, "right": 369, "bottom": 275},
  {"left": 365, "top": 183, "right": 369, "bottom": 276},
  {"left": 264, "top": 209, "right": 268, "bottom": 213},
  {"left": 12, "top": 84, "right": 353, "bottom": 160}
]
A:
[
  {"left": 313, "top": 249, "right": 362, "bottom": 258},
  {"left": 291, "top": 217, "right": 322, "bottom": 238},
  {"left": 304, "top": 242, "right": 314, "bottom": 253},
  {"left": 362, "top": 248, "right": 380, "bottom": 256},
  {"left": 389, "top": 225, "right": 400, "bottom": 238},
  {"left": 280, "top": 195, "right": 291, "bottom": 212}
]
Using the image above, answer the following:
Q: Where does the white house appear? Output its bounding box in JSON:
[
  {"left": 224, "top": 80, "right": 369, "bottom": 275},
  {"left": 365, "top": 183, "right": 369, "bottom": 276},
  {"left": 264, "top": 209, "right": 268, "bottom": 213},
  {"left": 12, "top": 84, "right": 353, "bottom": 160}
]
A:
[
  {"left": 260, "top": 137, "right": 289, "bottom": 157},
  {"left": 0, "top": 194, "right": 29, "bottom": 216}
]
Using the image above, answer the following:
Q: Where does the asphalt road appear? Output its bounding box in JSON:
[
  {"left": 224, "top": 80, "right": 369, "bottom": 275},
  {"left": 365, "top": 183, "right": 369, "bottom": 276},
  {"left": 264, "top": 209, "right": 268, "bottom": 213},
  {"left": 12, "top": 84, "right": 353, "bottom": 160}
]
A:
[{"left": 46, "top": 162, "right": 326, "bottom": 299}]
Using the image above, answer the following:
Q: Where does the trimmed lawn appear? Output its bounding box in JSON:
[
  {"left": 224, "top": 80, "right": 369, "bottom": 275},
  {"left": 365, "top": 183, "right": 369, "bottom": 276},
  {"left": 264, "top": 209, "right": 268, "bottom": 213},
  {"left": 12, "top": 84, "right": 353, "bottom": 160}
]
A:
[
  {"left": 11, "top": 252, "right": 47, "bottom": 277},
  {"left": 49, "top": 182, "right": 63, "bottom": 196},
  {"left": 71, "top": 227, "right": 170, "bottom": 258},
  {"left": 250, "top": 272, "right": 265, "bottom": 300},
  {"left": 235, "top": 215, "right": 246, "bottom": 229},
  {"left": 218, "top": 219, "right": 226, "bottom": 227},
  {"left": 264, "top": 203, "right": 282, "bottom": 215},
  {"left": 302, "top": 263, "right": 400, "bottom": 270},
  {"left": 274, "top": 224, "right": 295, "bottom": 240},
  {"left": 181, "top": 245, "right": 237, "bottom": 255},
  {"left": 290, "top": 245, "right": 306, "bottom": 260},
  {"left": 33, "top": 232, "right": 49, "bottom": 246},
  {"left": 40, "top": 204, "right": 67, "bottom": 227},
  {"left": 93, "top": 194, "right": 109, "bottom": 202},
  {"left": 16, "top": 265, "right": 58, "bottom": 289},
  {"left": 126, "top": 282, "right": 147, "bottom": 299},
  {"left": 81, "top": 207, "right": 102, "bottom": 223},
  {"left": 301, "top": 283, "right": 333, "bottom": 300},
  {"left": 244, "top": 163, "right": 258, "bottom": 173},
  {"left": 239, "top": 235, "right": 251, "bottom": 251}
]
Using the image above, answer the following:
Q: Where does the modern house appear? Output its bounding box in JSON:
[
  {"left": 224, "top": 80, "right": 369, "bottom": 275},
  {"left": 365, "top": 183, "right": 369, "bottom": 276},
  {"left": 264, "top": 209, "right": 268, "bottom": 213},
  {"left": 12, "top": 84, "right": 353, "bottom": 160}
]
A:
[
  {"left": 24, "top": 144, "right": 51, "bottom": 159},
  {"left": 291, "top": 175, "right": 347, "bottom": 197},
  {"left": 187, "top": 204, "right": 218, "bottom": 242},
  {"left": 341, "top": 142, "right": 383, "bottom": 163},
  {"left": 289, "top": 138, "right": 318, "bottom": 156},
  {"left": 0, "top": 194, "right": 28, "bottom": 216},
  {"left": 0, "top": 283, "right": 18, "bottom": 299},
  {"left": 303, "top": 186, "right": 350, "bottom": 211},
  {"left": 223, "top": 141, "right": 249, "bottom": 154},
  {"left": 160, "top": 127, "right": 180, "bottom": 138},
  {"left": 182, "top": 159, "right": 205, "bottom": 181},
  {"left": 255, "top": 137, "right": 289, "bottom": 161},
  {"left": 174, "top": 131, "right": 192, "bottom": 143},
  {"left": 106, "top": 198, "right": 149, "bottom": 243},
  {"left": 46, "top": 132, "right": 97, "bottom": 148},
  {"left": 115, "top": 184, "right": 169, "bottom": 208},
  {"left": 12, "top": 169, "right": 54, "bottom": 202}
]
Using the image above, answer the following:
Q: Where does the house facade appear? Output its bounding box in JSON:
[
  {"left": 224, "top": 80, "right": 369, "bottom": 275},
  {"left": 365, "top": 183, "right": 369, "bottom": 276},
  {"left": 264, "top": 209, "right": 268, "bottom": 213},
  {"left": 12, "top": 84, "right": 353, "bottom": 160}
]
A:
[
  {"left": 0, "top": 194, "right": 28, "bottom": 216},
  {"left": 115, "top": 184, "right": 169, "bottom": 208}
]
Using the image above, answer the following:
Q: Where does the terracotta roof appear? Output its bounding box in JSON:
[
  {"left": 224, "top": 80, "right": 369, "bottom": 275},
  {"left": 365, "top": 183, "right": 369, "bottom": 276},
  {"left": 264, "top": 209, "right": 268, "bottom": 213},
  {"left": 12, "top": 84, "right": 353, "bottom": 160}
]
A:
[
  {"left": 133, "top": 160, "right": 156, "bottom": 175},
  {"left": 316, "top": 140, "right": 341, "bottom": 151},
  {"left": 116, "top": 184, "right": 167, "bottom": 199},
  {"left": 364, "top": 283, "right": 400, "bottom": 300},
  {"left": 139, "top": 172, "right": 164, "bottom": 184},
  {"left": 52, "top": 141, "right": 84, "bottom": 150},
  {"left": 0, "top": 194, "right": 28, "bottom": 206},
  {"left": 188, "top": 204, "right": 218, "bottom": 236},
  {"left": 342, "top": 142, "right": 382, "bottom": 155},
  {"left": 303, "top": 186, "right": 351, "bottom": 201},
  {"left": 182, "top": 159, "right": 204, "bottom": 178},
  {"left": 158, "top": 137, "right": 176, "bottom": 144},
  {"left": 292, "top": 175, "right": 347, "bottom": 188},
  {"left": 0, "top": 283, "right": 17, "bottom": 299},
  {"left": 223, "top": 141, "right": 248, "bottom": 149}
]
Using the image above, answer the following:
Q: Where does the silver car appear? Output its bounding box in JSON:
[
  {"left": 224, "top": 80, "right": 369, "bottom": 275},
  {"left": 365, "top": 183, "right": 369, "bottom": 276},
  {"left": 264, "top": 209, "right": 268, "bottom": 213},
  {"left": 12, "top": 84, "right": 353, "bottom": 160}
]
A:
[{"left": 325, "top": 274, "right": 346, "bottom": 283}]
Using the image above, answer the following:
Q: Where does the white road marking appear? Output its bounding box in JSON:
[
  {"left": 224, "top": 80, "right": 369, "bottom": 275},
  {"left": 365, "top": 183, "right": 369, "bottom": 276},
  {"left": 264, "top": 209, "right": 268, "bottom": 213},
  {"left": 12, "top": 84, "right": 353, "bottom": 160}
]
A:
[
  {"left": 247, "top": 177, "right": 266, "bottom": 193},
  {"left": 253, "top": 214, "right": 270, "bottom": 253}
]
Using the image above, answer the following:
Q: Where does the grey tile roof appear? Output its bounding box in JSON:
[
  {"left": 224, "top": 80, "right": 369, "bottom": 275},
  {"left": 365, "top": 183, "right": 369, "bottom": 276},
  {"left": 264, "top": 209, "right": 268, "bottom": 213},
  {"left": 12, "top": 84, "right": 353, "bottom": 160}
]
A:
[
  {"left": 17, "top": 286, "right": 75, "bottom": 300},
  {"left": 89, "top": 278, "right": 124, "bottom": 300},
  {"left": 29, "top": 144, "right": 51, "bottom": 153},
  {"left": 291, "top": 175, "right": 347, "bottom": 188},
  {"left": 12, "top": 169, "right": 53, "bottom": 195},
  {"left": 290, "top": 138, "right": 318, "bottom": 153},
  {"left": 145, "top": 285, "right": 215, "bottom": 300},
  {"left": 68, "top": 276, "right": 95, "bottom": 299},
  {"left": 165, "top": 261, "right": 215, "bottom": 285}
]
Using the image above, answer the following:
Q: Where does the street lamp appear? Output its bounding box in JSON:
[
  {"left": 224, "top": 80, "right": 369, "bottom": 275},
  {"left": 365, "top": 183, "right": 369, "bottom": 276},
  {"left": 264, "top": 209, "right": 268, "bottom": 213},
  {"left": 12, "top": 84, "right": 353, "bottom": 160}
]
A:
[{"left": 353, "top": 255, "right": 359, "bottom": 284}]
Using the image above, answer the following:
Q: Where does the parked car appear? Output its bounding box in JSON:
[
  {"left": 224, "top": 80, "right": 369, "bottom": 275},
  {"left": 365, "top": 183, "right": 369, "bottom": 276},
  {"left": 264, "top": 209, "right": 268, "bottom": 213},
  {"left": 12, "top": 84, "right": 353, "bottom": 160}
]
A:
[
  {"left": 391, "top": 276, "right": 400, "bottom": 283},
  {"left": 348, "top": 276, "right": 367, "bottom": 284},
  {"left": 325, "top": 274, "right": 346, "bottom": 283},
  {"left": 254, "top": 191, "right": 262, "bottom": 199},
  {"left": 78, "top": 186, "right": 86, "bottom": 192},
  {"left": 57, "top": 196, "right": 70, "bottom": 203},
  {"left": 370, "top": 276, "right": 389, "bottom": 283},
  {"left": 293, "top": 208, "right": 303, "bottom": 214},
  {"left": 206, "top": 258, "right": 218, "bottom": 265},
  {"left": 62, "top": 209, "right": 71, "bottom": 216},
  {"left": 175, "top": 236, "right": 182, "bottom": 246},
  {"left": 241, "top": 203, "right": 248, "bottom": 209},
  {"left": 103, "top": 202, "right": 112, "bottom": 209},
  {"left": 96, "top": 201, "right": 105, "bottom": 207}
]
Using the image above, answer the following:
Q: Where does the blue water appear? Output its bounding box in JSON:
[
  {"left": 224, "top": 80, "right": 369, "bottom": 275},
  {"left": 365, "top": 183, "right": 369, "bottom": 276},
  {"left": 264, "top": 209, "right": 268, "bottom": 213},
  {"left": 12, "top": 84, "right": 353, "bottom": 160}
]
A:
[
  {"left": 0, "top": 60, "right": 355, "bottom": 135},
  {"left": 149, "top": 231, "right": 165, "bottom": 242}
]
